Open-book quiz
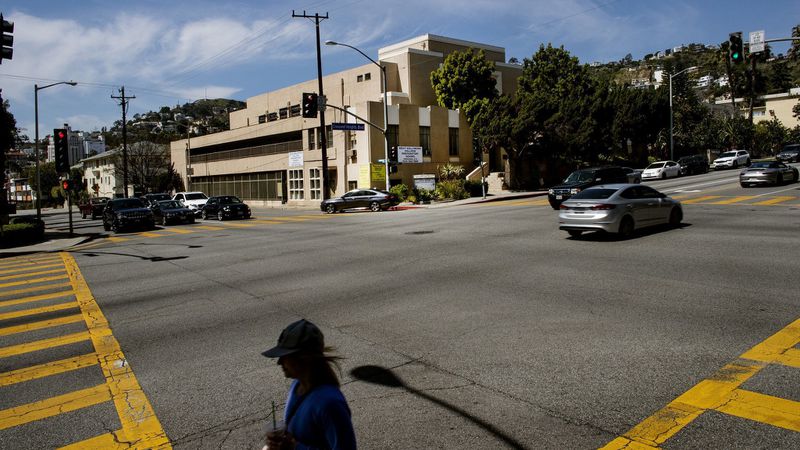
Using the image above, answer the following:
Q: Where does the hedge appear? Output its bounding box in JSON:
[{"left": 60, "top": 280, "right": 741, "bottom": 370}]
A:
[{"left": 0, "top": 218, "right": 46, "bottom": 248}]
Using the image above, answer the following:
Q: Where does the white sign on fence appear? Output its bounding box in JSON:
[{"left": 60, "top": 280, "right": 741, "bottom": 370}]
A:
[
  {"left": 398, "top": 146, "right": 423, "bottom": 163},
  {"left": 749, "top": 30, "right": 765, "bottom": 53}
]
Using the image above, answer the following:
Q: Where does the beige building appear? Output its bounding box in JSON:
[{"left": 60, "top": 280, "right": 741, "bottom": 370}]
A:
[
  {"left": 752, "top": 88, "right": 800, "bottom": 128},
  {"left": 170, "top": 34, "right": 522, "bottom": 207}
]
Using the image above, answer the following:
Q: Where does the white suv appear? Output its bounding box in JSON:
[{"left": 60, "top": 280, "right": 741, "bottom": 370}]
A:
[
  {"left": 711, "top": 150, "right": 750, "bottom": 170},
  {"left": 173, "top": 191, "right": 209, "bottom": 215}
]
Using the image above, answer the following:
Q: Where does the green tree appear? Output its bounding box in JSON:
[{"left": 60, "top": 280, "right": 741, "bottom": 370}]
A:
[
  {"left": 24, "top": 162, "right": 60, "bottom": 206},
  {"left": 110, "top": 141, "right": 170, "bottom": 193},
  {"left": 430, "top": 48, "right": 498, "bottom": 124},
  {"left": 753, "top": 118, "right": 789, "bottom": 156}
]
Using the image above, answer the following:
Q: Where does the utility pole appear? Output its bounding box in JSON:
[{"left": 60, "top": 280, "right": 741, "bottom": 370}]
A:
[
  {"left": 293, "top": 10, "right": 330, "bottom": 200},
  {"left": 111, "top": 87, "right": 134, "bottom": 198}
]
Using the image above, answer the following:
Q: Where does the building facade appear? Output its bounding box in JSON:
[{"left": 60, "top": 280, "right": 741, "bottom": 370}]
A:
[
  {"left": 80, "top": 149, "right": 125, "bottom": 198},
  {"left": 170, "top": 34, "right": 522, "bottom": 207}
]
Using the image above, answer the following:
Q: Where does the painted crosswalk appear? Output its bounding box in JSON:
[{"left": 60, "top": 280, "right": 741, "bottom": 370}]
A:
[
  {"left": 478, "top": 194, "right": 800, "bottom": 208},
  {"left": 0, "top": 253, "right": 171, "bottom": 448}
]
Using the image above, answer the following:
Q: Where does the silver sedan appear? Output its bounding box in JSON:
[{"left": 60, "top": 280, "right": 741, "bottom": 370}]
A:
[
  {"left": 739, "top": 161, "right": 799, "bottom": 187},
  {"left": 558, "top": 184, "right": 683, "bottom": 238}
]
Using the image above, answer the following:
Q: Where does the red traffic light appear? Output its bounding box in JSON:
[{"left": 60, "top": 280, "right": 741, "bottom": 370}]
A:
[{"left": 62, "top": 180, "right": 70, "bottom": 190}]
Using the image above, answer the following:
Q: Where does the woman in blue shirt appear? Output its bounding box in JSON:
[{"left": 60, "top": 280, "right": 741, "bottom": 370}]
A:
[{"left": 262, "top": 319, "right": 357, "bottom": 450}]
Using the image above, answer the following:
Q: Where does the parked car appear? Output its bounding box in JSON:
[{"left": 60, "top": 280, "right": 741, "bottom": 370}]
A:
[
  {"left": 711, "top": 150, "right": 751, "bottom": 169},
  {"left": 102, "top": 198, "right": 156, "bottom": 233},
  {"left": 173, "top": 191, "right": 209, "bottom": 216},
  {"left": 78, "top": 197, "right": 110, "bottom": 219},
  {"left": 152, "top": 200, "right": 196, "bottom": 225},
  {"left": 642, "top": 161, "right": 681, "bottom": 180},
  {"left": 775, "top": 144, "right": 800, "bottom": 163},
  {"left": 558, "top": 184, "right": 683, "bottom": 239},
  {"left": 320, "top": 189, "right": 399, "bottom": 213},
  {"left": 677, "top": 155, "right": 709, "bottom": 175},
  {"left": 547, "top": 166, "right": 630, "bottom": 209},
  {"left": 622, "top": 167, "right": 642, "bottom": 184},
  {"left": 201, "top": 195, "right": 251, "bottom": 220},
  {"left": 140, "top": 193, "right": 172, "bottom": 208},
  {"left": 739, "top": 161, "right": 799, "bottom": 187}
]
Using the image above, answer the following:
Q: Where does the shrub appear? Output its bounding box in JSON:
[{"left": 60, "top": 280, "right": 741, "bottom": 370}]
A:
[
  {"left": 389, "top": 184, "right": 409, "bottom": 202},
  {"left": 463, "top": 180, "right": 488, "bottom": 197},
  {"left": 438, "top": 163, "right": 465, "bottom": 181},
  {"left": 414, "top": 188, "right": 434, "bottom": 203},
  {"left": 435, "top": 180, "right": 469, "bottom": 200},
  {"left": 0, "top": 221, "right": 45, "bottom": 248}
]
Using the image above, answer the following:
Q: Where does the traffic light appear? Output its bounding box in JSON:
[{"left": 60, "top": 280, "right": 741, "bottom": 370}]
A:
[
  {"left": 54, "top": 128, "right": 70, "bottom": 172},
  {"left": 729, "top": 32, "right": 744, "bottom": 64},
  {"left": 0, "top": 14, "right": 12, "bottom": 63},
  {"left": 389, "top": 146, "right": 398, "bottom": 163},
  {"left": 302, "top": 92, "right": 318, "bottom": 118},
  {"left": 62, "top": 179, "right": 70, "bottom": 191}
]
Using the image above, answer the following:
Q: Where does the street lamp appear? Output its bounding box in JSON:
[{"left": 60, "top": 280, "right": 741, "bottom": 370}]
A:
[
  {"left": 669, "top": 66, "right": 697, "bottom": 162},
  {"left": 325, "top": 40, "right": 390, "bottom": 191},
  {"left": 34, "top": 81, "right": 77, "bottom": 220}
]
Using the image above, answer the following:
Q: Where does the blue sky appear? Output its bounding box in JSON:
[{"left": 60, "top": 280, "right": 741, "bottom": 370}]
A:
[{"left": 1, "top": 0, "right": 798, "bottom": 140}]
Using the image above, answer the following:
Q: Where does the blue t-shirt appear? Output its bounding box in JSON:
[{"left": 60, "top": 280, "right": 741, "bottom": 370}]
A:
[{"left": 284, "top": 379, "right": 357, "bottom": 450}]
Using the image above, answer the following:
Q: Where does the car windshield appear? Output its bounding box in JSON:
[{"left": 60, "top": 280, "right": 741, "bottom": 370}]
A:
[
  {"left": 113, "top": 199, "right": 144, "bottom": 209},
  {"left": 185, "top": 193, "right": 208, "bottom": 200},
  {"left": 564, "top": 170, "right": 595, "bottom": 183},
  {"left": 148, "top": 194, "right": 171, "bottom": 201},
  {"left": 159, "top": 200, "right": 183, "bottom": 209},
  {"left": 749, "top": 162, "right": 776, "bottom": 169},
  {"left": 719, "top": 152, "right": 736, "bottom": 158},
  {"left": 646, "top": 162, "right": 665, "bottom": 169},
  {"left": 218, "top": 196, "right": 242, "bottom": 204},
  {"left": 571, "top": 189, "right": 617, "bottom": 200}
]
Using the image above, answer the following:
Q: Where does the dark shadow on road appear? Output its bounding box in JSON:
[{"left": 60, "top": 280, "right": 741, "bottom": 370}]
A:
[
  {"left": 567, "top": 223, "right": 693, "bottom": 242},
  {"left": 350, "top": 365, "right": 527, "bottom": 450},
  {"left": 74, "top": 250, "right": 189, "bottom": 262}
]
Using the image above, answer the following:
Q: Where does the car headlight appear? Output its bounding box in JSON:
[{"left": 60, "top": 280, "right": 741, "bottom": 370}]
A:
[
  {"left": 223, "top": 206, "right": 231, "bottom": 211},
  {"left": 548, "top": 189, "right": 554, "bottom": 195},
  {"left": 570, "top": 188, "right": 580, "bottom": 195}
]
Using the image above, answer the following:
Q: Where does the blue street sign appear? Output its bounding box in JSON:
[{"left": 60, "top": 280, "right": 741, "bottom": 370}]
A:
[{"left": 331, "top": 122, "right": 365, "bottom": 131}]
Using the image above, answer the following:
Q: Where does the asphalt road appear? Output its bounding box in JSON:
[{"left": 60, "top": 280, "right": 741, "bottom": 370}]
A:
[{"left": 2, "top": 167, "right": 799, "bottom": 449}]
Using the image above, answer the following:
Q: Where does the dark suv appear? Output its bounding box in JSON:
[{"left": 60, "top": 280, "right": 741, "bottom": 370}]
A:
[
  {"left": 776, "top": 144, "right": 800, "bottom": 163},
  {"left": 102, "top": 198, "right": 156, "bottom": 233},
  {"left": 677, "top": 155, "right": 709, "bottom": 175},
  {"left": 548, "top": 166, "right": 630, "bottom": 209}
]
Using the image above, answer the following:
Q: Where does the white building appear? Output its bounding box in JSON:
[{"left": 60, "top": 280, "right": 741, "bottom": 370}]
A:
[{"left": 80, "top": 149, "right": 125, "bottom": 198}]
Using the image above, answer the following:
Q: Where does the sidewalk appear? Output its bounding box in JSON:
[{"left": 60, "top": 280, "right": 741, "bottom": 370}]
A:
[{"left": 0, "top": 191, "right": 547, "bottom": 256}]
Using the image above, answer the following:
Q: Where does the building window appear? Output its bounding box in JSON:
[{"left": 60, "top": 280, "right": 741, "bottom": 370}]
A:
[
  {"left": 448, "top": 128, "right": 459, "bottom": 156},
  {"left": 420, "top": 126, "right": 431, "bottom": 157},
  {"left": 386, "top": 125, "right": 398, "bottom": 152},
  {"left": 364, "top": 73, "right": 371, "bottom": 81},
  {"left": 267, "top": 112, "right": 278, "bottom": 122},
  {"left": 289, "top": 169, "right": 304, "bottom": 200},
  {"left": 290, "top": 105, "right": 301, "bottom": 117},
  {"left": 309, "top": 168, "right": 321, "bottom": 200},
  {"left": 357, "top": 75, "right": 363, "bottom": 82},
  {"left": 190, "top": 171, "right": 283, "bottom": 200},
  {"left": 258, "top": 115, "right": 266, "bottom": 124},
  {"left": 308, "top": 129, "right": 316, "bottom": 150},
  {"left": 279, "top": 108, "right": 288, "bottom": 119},
  {"left": 327, "top": 125, "right": 333, "bottom": 145},
  {"left": 348, "top": 180, "right": 358, "bottom": 191}
]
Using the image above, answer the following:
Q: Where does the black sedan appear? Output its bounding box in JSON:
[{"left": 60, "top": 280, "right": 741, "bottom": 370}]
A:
[
  {"left": 200, "top": 196, "right": 251, "bottom": 220},
  {"left": 320, "top": 189, "right": 399, "bottom": 213},
  {"left": 140, "top": 193, "right": 172, "bottom": 208},
  {"left": 775, "top": 145, "right": 800, "bottom": 163},
  {"left": 102, "top": 198, "right": 156, "bottom": 233},
  {"left": 152, "top": 200, "right": 196, "bottom": 225}
]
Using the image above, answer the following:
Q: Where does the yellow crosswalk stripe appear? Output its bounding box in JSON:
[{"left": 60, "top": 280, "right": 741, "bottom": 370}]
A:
[
  {"left": 0, "top": 301, "right": 79, "bottom": 321},
  {"left": 107, "top": 236, "right": 130, "bottom": 243},
  {"left": 194, "top": 225, "right": 225, "bottom": 230},
  {"left": 159, "top": 227, "right": 194, "bottom": 234},
  {"left": 137, "top": 231, "right": 164, "bottom": 238},
  {"left": 0, "top": 353, "right": 98, "bottom": 387},
  {"left": 0, "top": 330, "right": 91, "bottom": 358},
  {"left": 0, "top": 262, "right": 63, "bottom": 276},
  {"left": 0, "top": 384, "right": 111, "bottom": 430},
  {"left": 717, "top": 389, "right": 800, "bottom": 432},
  {"left": 215, "top": 221, "right": 255, "bottom": 228},
  {"left": 0, "top": 256, "right": 60, "bottom": 269},
  {"left": 681, "top": 195, "right": 723, "bottom": 204},
  {"left": 0, "top": 281, "right": 72, "bottom": 298},
  {"left": 710, "top": 195, "right": 757, "bottom": 205},
  {"left": 752, "top": 196, "right": 795, "bottom": 205},
  {"left": 0, "top": 267, "right": 65, "bottom": 282},
  {"left": 0, "top": 274, "right": 68, "bottom": 289},
  {"left": 261, "top": 216, "right": 310, "bottom": 222},
  {"left": 0, "top": 290, "right": 74, "bottom": 308},
  {"left": 0, "top": 313, "right": 84, "bottom": 337},
  {"left": 250, "top": 220, "right": 284, "bottom": 225}
]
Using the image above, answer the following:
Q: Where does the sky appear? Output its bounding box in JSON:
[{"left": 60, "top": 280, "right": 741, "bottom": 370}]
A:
[{"left": 1, "top": 0, "right": 798, "bottom": 141}]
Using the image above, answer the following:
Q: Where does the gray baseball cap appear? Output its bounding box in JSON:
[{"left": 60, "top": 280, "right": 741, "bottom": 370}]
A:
[{"left": 261, "top": 319, "right": 325, "bottom": 358}]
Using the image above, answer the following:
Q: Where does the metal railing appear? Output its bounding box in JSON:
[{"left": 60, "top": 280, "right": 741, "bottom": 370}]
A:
[{"left": 190, "top": 140, "right": 302, "bottom": 164}]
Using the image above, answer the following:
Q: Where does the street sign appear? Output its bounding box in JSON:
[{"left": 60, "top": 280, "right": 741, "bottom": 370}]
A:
[
  {"left": 749, "top": 30, "right": 765, "bottom": 53},
  {"left": 331, "top": 122, "right": 365, "bottom": 131}
]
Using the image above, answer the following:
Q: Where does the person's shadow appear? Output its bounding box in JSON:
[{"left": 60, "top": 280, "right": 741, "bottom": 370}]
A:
[{"left": 350, "top": 365, "right": 527, "bottom": 449}]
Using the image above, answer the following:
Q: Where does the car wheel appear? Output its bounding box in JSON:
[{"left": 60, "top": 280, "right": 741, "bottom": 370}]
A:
[
  {"left": 91, "top": 213, "right": 97, "bottom": 220},
  {"left": 201, "top": 210, "right": 208, "bottom": 220},
  {"left": 618, "top": 216, "right": 634, "bottom": 239},
  {"left": 669, "top": 207, "right": 683, "bottom": 227},
  {"left": 325, "top": 204, "right": 336, "bottom": 214},
  {"left": 793, "top": 170, "right": 800, "bottom": 183},
  {"left": 567, "top": 230, "right": 582, "bottom": 238},
  {"left": 776, "top": 174, "right": 783, "bottom": 186},
  {"left": 661, "top": 172, "right": 666, "bottom": 179},
  {"left": 369, "top": 201, "right": 381, "bottom": 212},
  {"left": 111, "top": 220, "right": 120, "bottom": 233},
  {"left": 217, "top": 211, "right": 225, "bottom": 221},
  {"left": 740, "top": 183, "right": 749, "bottom": 188},
  {"left": 103, "top": 220, "right": 110, "bottom": 231}
]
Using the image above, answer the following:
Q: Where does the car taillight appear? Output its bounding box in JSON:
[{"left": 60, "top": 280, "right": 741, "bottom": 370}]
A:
[
  {"left": 590, "top": 204, "right": 616, "bottom": 210},
  {"left": 559, "top": 204, "right": 570, "bottom": 210}
]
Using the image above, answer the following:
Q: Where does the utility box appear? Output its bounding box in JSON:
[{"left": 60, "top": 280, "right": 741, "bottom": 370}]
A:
[{"left": 413, "top": 174, "right": 436, "bottom": 191}]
